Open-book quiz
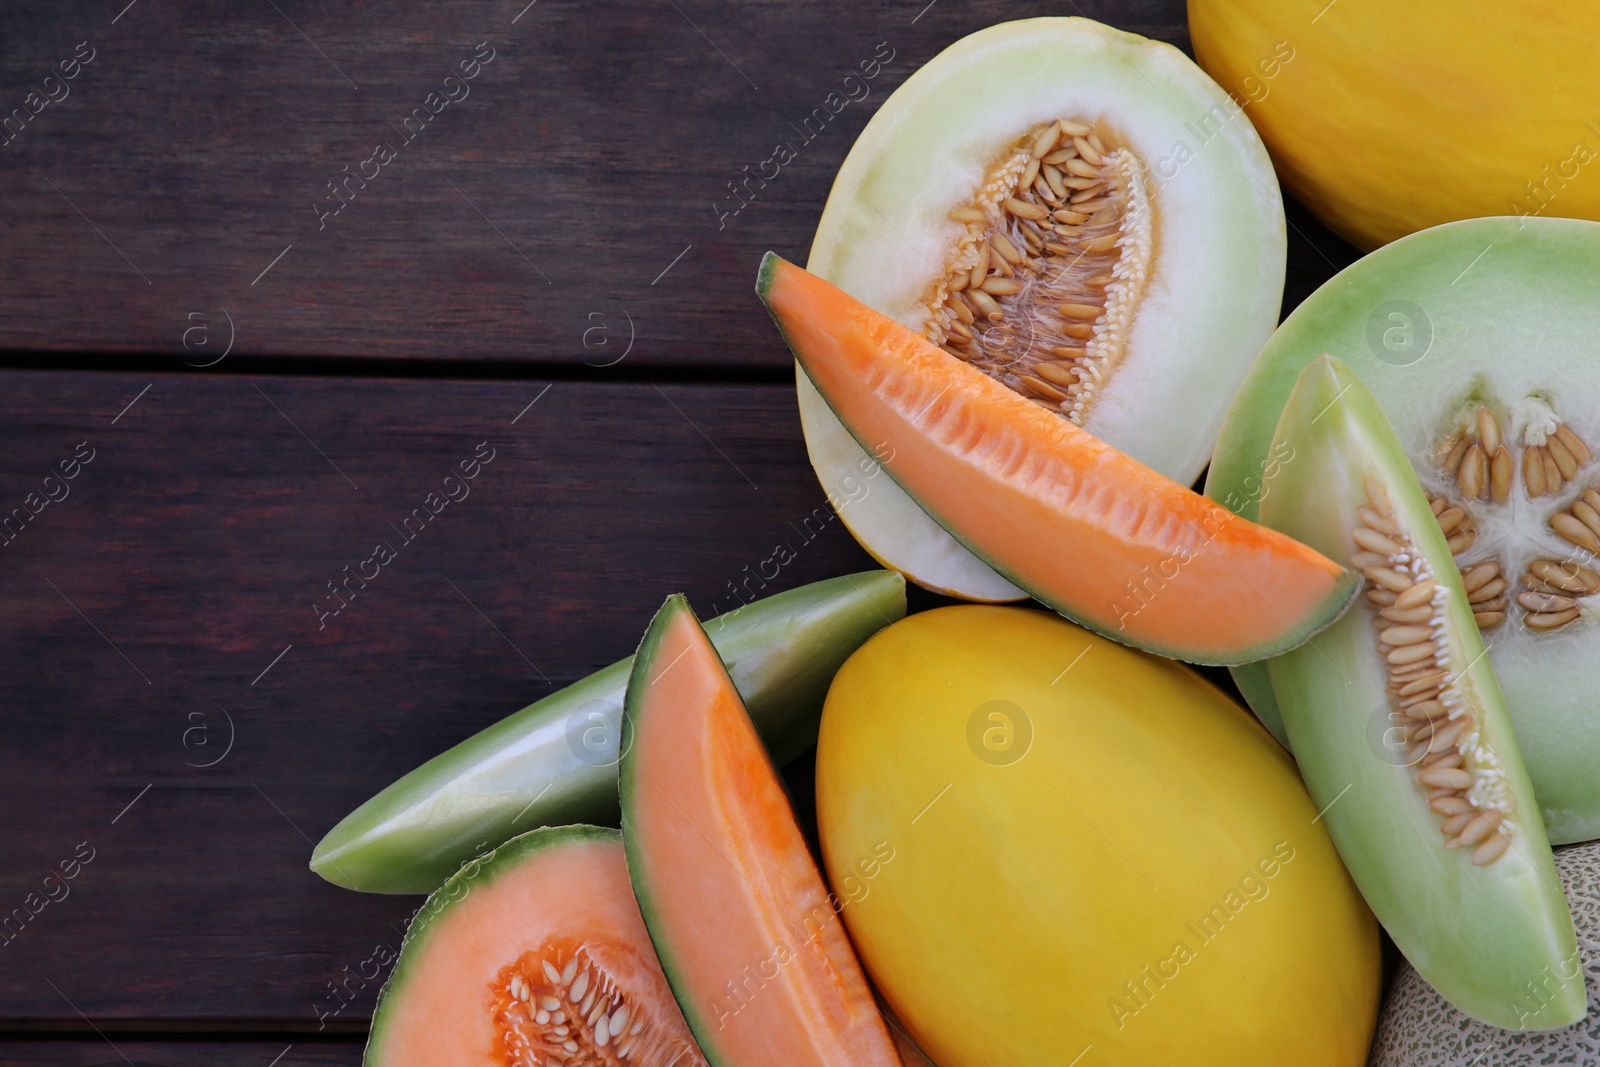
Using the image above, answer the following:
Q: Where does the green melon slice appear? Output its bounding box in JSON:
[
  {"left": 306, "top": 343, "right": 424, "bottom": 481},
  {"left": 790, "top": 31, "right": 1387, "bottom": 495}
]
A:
[
  {"left": 1209, "top": 216, "right": 1600, "bottom": 844},
  {"left": 800, "top": 15, "right": 1285, "bottom": 600},
  {"left": 619, "top": 596, "right": 902, "bottom": 1066},
  {"left": 366, "top": 825, "right": 707, "bottom": 1067},
  {"left": 1372, "top": 841, "right": 1597, "bottom": 1061},
  {"left": 1261, "top": 355, "right": 1580, "bottom": 1029},
  {"left": 312, "top": 571, "right": 905, "bottom": 894}
]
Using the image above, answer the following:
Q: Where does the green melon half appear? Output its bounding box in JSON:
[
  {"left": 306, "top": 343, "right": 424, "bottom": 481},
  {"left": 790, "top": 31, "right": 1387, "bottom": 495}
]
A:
[
  {"left": 800, "top": 16, "right": 1285, "bottom": 600},
  {"left": 366, "top": 825, "right": 706, "bottom": 1067},
  {"left": 1209, "top": 216, "right": 1600, "bottom": 844},
  {"left": 1261, "top": 356, "right": 1579, "bottom": 1030}
]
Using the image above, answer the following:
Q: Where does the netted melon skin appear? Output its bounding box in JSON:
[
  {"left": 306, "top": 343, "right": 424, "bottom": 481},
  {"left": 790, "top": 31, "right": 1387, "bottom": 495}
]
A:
[{"left": 1371, "top": 842, "right": 1600, "bottom": 1064}]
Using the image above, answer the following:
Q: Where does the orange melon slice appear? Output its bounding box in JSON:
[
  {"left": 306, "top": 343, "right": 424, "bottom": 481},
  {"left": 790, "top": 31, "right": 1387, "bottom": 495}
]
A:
[
  {"left": 365, "top": 825, "right": 706, "bottom": 1067},
  {"left": 619, "top": 595, "right": 902, "bottom": 1067},
  {"left": 758, "top": 253, "right": 1358, "bottom": 664}
]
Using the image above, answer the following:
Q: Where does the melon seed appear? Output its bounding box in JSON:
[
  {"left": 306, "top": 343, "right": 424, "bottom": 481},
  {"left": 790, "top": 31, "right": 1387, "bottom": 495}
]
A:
[
  {"left": 924, "top": 117, "right": 1153, "bottom": 425},
  {"left": 1351, "top": 481, "right": 1512, "bottom": 864}
]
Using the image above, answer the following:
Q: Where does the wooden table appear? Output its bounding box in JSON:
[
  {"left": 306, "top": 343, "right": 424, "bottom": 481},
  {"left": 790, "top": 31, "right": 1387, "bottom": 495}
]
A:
[{"left": 0, "top": 1, "right": 1356, "bottom": 1061}]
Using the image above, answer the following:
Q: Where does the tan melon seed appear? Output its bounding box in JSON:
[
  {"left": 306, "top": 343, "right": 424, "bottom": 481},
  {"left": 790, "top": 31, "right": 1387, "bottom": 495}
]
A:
[
  {"left": 1443, "top": 435, "right": 1469, "bottom": 477},
  {"left": 1446, "top": 530, "right": 1476, "bottom": 554},
  {"left": 1431, "top": 795, "right": 1476, "bottom": 816},
  {"left": 981, "top": 277, "right": 1024, "bottom": 296},
  {"left": 1473, "top": 610, "right": 1507, "bottom": 628},
  {"left": 1549, "top": 435, "right": 1581, "bottom": 481},
  {"left": 1398, "top": 671, "right": 1448, "bottom": 696},
  {"left": 1476, "top": 406, "right": 1502, "bottom": 455},
  {"left": 1395, "top": 579, "right": 1437, "bottom": 609},
  {"left": 1381, "top": 624, "right": 1433, "bottom": 646},
  {"left": 1545, "top": 449, "right": 1564, "bottom": 493},
  {"left": 1528, "top": 607, "right": 1582, "bottom": 631},
  {"left": 1472, "top": 833, "right": 1512, "bottom": 866},
  {"left": 1369, "top": 567, "right": 1415, "bottom": 592},
  {"left": 1435, "top": 507, "right": 1466, "bottom": 535},
  {"left": 1418, "top": 767, "right": 1475, "bottom": 790},
  {"left": 1440, "top": 811, "right": 1478, "bottom": 837},
  {"left": 1458, "top": 443, "right": 1488, "bottom": 500},
  {"left": 1382, "top": 604, "right": 1435, "bottom": 625},
  {"left": 1574, "top": 499, "right": 1600, "bottom": 538},
  {"left": 1529, "top": 557, "right": 1599, "bottom": 593},
  {"left": 1517, "top": 590, "right": 1578, "bottom": 613},
  {"left": 1460, "top": 561, "right": 1498, "bottom": 594},
  {"left": 1467, "top": 577, "right": 1507, "bottom": 604},
  {"left": 1552, "top": 513, "right": 1600, "bottom": 553},
  {"left": 1525, "top": 446, "right": 1548, "bottom": 497},
  {"left": 1490, "top": 447, "right": 1513, "bottom": 503},
  {"left": 1388, "top": 643, "right": 1437, "bottom": 666},
  {"left": 1353, "top": 527, "right": 1403, "bottom": 555},
  {"left": 1557, "top": 423, "right": 1593, "bottom": 465}
]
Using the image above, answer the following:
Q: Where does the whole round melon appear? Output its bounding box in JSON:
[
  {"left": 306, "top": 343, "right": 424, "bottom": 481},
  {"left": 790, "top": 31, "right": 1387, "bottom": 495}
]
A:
[
  {"left": 1188, "top": 0, "right": 1600, "bottom": 250},
  {"left": 800, "top": 16, "right": 1285, "bottom": 601},
  {"left": 1371, "top": 840, "right": 1600, "bottom": 1063},
  {"left": 1207, "top": 216, "right": 1600, "bottom": 844},
  {"left": 814, "top": 605, "right": 1380, "bottom": 1066}
]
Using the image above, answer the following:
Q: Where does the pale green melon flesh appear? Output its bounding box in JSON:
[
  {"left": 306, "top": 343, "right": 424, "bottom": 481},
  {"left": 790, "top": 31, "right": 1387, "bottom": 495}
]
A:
[
  {"left": 1209, "top": 216, "right": 1600, "bottom": 844},
  {"left": 1262, "top": 356, "right": 1580, "bottom": 1030},
  {"left": 1372, "top": 841, "right": 1599, "bottom": 1062},
  {"left": 801, "top": 15, "right": 1285, "bottom": 600}
]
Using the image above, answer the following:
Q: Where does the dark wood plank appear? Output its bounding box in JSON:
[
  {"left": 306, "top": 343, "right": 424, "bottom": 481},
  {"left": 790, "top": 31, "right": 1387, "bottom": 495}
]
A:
[
  {"left": 0, "top": 0, "right": 1354, "bottom": 369},
  {"left": 0, "top": 1042, "right": 357, "bottom": 1067},
  {"left": 0, "top": 370, "right": 881, "bottom": 1024}
]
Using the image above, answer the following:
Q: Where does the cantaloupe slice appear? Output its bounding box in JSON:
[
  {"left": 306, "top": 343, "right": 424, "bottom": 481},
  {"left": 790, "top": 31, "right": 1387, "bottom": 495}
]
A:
[
  {"left": 366, "top": 825, "right": 707, "bottom": 1067},
  {"left": 619, "top": 595, "right": 902, "bottom": 1067},
  {"left": 760, "top": 253, "right": 1358, "bottom": 665}
]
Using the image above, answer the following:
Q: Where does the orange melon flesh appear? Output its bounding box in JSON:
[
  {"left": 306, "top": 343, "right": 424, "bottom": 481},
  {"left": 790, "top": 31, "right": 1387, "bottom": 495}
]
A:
[
  {"left": 365, "top": 825, "right": 705, "bottom": 1067},
  {"left": 758, "top": 253, "right": 1358, "bottom": 664},
  {"left": 619, "top": 596, "right": 902, "bottom": 1067}
]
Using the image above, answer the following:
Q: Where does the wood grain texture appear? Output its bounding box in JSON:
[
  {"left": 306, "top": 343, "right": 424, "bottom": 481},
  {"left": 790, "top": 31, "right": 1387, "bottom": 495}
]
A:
[
  {"left": 0, "top": 370, "right": 880, "bottom": 1025},
  {"left": 0, "top": 0, "right": 1353, "bottom": 366},
  {"left": 0, "top": 1043, "right": 358, "bottom": 1067}
]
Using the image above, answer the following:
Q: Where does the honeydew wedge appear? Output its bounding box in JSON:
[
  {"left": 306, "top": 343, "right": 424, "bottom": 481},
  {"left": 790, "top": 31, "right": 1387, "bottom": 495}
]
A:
[
  {"left": 620, "top": 595, "right": 902, "bottom": 1066},
  {"left": 760, "top": 253, "right": 1355, "bottom": 665},
  {"left": 1261, "top": 355, "right": 1581, "bottom": 1029},
  {"left": 799, "top": 15, "right": 1285, "bottom": 600},
  {"left": 1209, "top": 217, "right": 1600, "bottom": 844},
  {"left": 312, "top": 571, "right": 904, "bottom": 894}
]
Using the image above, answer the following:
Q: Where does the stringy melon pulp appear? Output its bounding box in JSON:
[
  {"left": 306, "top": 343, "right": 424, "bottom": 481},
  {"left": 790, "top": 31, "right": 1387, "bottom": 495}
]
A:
[
  {"left": 1209, "top": 216, "right": 1600, "bottom": 845},
  {"left": 800, "top": 16, "right": 1285, "bottom": 600}
]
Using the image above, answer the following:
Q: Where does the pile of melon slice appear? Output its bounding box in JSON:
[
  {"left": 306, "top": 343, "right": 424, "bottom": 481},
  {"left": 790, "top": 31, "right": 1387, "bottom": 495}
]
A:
[{"left": 319, "top": 13, "right": 1600, "bottom": 1067}]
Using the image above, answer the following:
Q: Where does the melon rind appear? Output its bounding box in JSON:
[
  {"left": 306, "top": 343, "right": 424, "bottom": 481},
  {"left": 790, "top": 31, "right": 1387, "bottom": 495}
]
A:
[
  {"left": 1262, "top": 356, "right": 1581, "bottom": 1030},
  {"left": 1371, "top": 841, "right": 1600, "bottom": 1063},
  {"left": 1208, "top": 216, "right": 1600, "bottom": 843},
  {"left": 801, "top": 15, "right": 1285, "bottom": 600},
  {"left": 311, "top": 570, "right": 905, "bottom": 895}
]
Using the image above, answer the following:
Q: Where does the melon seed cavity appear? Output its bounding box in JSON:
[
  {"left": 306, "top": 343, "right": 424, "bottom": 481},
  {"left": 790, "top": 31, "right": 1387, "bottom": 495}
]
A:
[
  {"left": 1355, "top": 479, "right": 1515, "bottom": 867},
  {"left": 493, "top": 941, "right": 693, "bottom": 1067},
  {"left": 924, "top": 118, "right": 1154, "bottom": 424},
  {"left": 1431, "top": 403, "right": 1599, "bottom": 635}
]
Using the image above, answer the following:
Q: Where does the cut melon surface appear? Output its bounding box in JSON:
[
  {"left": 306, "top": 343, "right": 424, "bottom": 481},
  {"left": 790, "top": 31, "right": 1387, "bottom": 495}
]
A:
[
  {"left": 1261, "top": 357, "right": 1580, "bottom": 1029},
  {"left": 1209, "top": 216, "right": 1600, "bottom": 843},
  {"left": 800, "top": 15, "right": 1285, "bottom": 600},
  {"left": 365, "top": 825, "right": 706, "bottom": 1067},
  {"left": 619, "top": 595, "right": 901, "bottom": 1067},
  {"left": 763, "top": 253, "right": 1356, "bottom": 665}
]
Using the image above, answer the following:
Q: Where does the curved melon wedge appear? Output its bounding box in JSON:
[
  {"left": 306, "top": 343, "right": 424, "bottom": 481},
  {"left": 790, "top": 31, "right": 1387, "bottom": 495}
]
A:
[
  {"left": 366, "top": 825, "right": 708, "bottom": 1067},
  {"left": 761, "top": 254, "right": 1357, "bottom": 665},
  {"left": 620, "top": 596, "right": 902, "bottom": 1067},
  {"left": 1262, "top": 357, "right": 1581, "bottom": 1029}
]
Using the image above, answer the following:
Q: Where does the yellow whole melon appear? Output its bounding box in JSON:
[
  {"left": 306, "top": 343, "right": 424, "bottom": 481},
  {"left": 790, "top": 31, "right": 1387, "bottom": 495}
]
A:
[
  {"left": 815, "top": 605, "right": 1379, "bottom": 1066},
  {"left": 1187, "top": 0, "right": 1600, "bottom": 249}
]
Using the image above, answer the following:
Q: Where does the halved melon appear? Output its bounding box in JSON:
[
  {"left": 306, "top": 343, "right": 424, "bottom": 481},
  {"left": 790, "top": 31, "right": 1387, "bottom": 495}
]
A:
[
  {"left": 365, "top": 824, "right": 706, "bottom": 1067},
  {"left": 760, "top": 253, "right": 1356, "bottom": 664},
  {"left": 799, "top": 16, "right": 1286, "bottom": 600},
  {"left": 619, "top": 596, "right": 901, "bottom": 1067}
]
